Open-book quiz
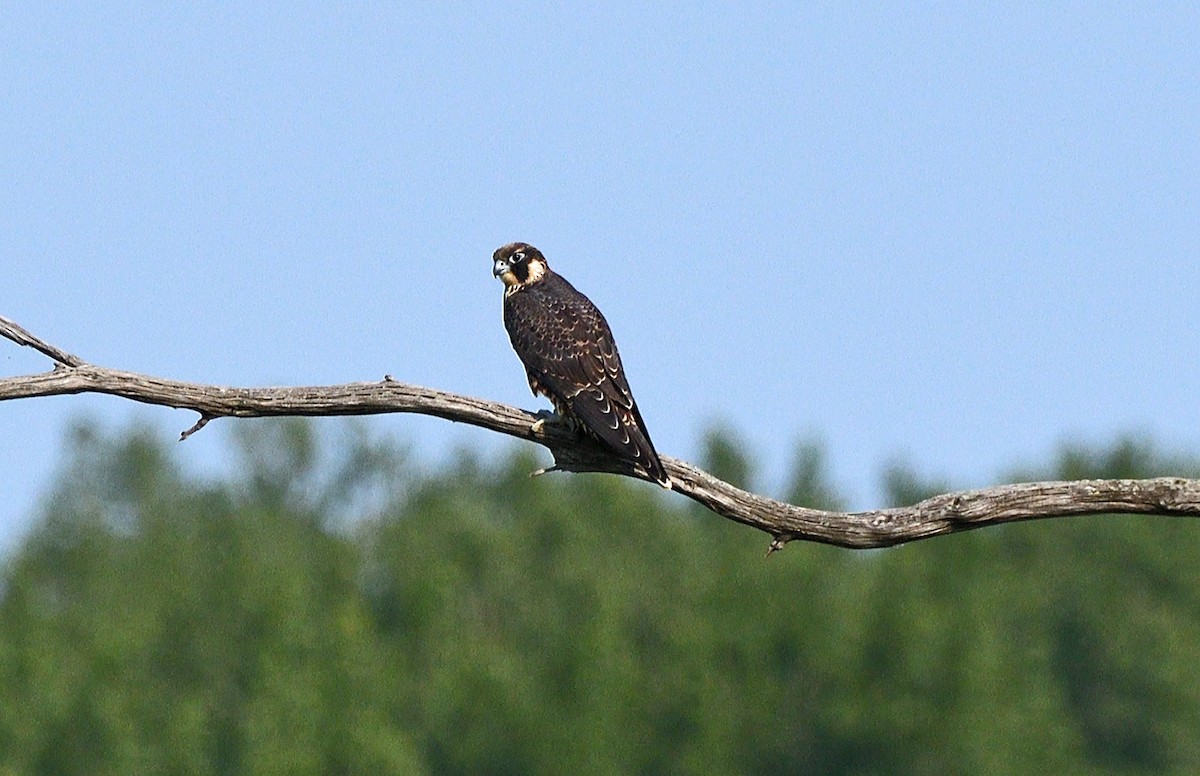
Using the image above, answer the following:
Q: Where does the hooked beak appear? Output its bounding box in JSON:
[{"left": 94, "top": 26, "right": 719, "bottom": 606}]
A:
[{"left": 493, "top": 258, "right": 510, "bottom": 278}]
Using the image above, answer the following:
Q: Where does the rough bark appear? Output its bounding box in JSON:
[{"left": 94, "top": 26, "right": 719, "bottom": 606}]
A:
[{"left": 3, "top": 314, "right": 1198, "bottom": 550}]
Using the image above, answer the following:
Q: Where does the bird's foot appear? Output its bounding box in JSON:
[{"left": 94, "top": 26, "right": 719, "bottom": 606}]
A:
[{"left": 529, "top": 409, "right": 563, "bottom": 435}]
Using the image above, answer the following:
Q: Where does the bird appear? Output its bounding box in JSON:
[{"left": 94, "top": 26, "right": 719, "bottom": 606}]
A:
[{"left": 493, "top": 242, "right": 671, "bottom": 489}]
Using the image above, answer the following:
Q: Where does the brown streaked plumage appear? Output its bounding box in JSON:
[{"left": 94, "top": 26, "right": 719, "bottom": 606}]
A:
[{"left": 493, "top": 242, "right": 670, "bottom": 488}]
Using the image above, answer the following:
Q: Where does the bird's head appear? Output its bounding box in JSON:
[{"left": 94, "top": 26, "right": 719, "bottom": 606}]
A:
[{"left": 493, "top": 242, "right": 548, "bottom": 289}]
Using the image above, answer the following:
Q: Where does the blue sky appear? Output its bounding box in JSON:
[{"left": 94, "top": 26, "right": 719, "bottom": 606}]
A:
[{"left": 2, "top": 3, "right": 1198, "bottom": 551}]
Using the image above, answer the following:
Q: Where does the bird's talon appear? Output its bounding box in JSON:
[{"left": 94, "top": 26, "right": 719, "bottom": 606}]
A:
[{"left": 529, "top": 409, "right": 561, "bottom": 435}]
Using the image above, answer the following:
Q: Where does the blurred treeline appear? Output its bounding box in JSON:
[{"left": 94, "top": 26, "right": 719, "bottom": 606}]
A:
[{"left": 2, "top": 419, "right": 1200, "bottom": 775}]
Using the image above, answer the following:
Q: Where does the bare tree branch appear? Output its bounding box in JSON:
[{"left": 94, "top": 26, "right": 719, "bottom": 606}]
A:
[
  {"left": 0, "top": 315, "right": 85, "bottom": 367},
  {"left": 2, "top": 314, "right": 1198, "bottom": 550}
]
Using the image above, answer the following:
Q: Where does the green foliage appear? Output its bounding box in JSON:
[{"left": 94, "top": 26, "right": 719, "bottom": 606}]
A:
[
  {"left": 1, "top": 422, "right": 1199, "bottom": 774},
  {"left": 698, "top": 423, "right": 755, "bottom": 492},
  {"left": 784, "top": 437, "right": 844, "bottom": 511},
  {"left": 881, "top": 458, "right": 953, "bottom": 508}
]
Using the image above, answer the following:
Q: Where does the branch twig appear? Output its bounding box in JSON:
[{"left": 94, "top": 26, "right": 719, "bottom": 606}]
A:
[
  {"left": 3, "top": 314, "right": 1198, "bottom": 550},
  {"left": 0, "top": 315, "right": 85, "bottom": 367}
]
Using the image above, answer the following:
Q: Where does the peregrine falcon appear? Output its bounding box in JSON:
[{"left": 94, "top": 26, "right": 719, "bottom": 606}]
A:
[{"left": 493, "top": 242, "right": 671, "bottom": 489}]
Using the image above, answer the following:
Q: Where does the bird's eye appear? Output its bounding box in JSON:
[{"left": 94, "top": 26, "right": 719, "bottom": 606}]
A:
[{"left": 513, "top": 252, "right": 525, "bottom": 262}]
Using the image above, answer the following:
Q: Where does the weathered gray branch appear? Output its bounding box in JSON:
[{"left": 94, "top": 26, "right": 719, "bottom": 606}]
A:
[{"left": 3, "top": 314, "right": 1198, "bottom": 550}]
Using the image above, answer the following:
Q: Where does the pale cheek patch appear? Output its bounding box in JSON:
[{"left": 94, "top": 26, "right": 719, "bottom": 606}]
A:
[
  {"left": 526, "top": 259, "right": 547, "bottom": 283},
  {"left": 500, "top": 270, "right": 519, "bottom": 287}
]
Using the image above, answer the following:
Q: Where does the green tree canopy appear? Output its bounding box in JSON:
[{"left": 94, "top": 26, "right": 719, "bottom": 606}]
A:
[{"left": 1, "top": 420, "right": 1198, "bottom": 774}]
